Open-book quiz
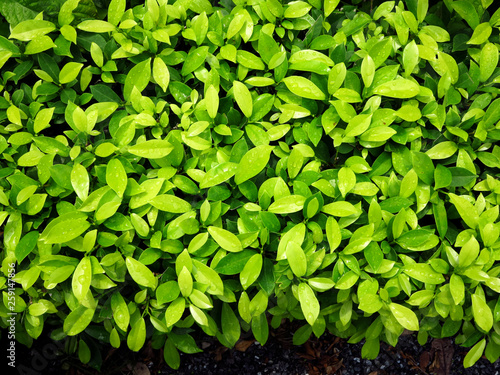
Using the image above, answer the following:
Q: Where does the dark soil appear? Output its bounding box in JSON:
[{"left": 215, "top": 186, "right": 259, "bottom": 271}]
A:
[{"left": 5, "top": 322, "right": 500, "bottom": 375}]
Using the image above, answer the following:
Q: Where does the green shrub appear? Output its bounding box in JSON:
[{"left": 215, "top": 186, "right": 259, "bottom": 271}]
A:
[{"left": 1, "top": 0, "right": 500, "bottom": 370}]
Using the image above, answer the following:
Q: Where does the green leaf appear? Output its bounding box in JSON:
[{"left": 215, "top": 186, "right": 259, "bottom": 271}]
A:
[
  {"left": 284, "top": 1, "right": 311, "bottom": 18},
  {"left": 200, "top": 162, "right": 238, "bottom": 189},
  {"left": 464, "top": 339, "right": 486, "bottom": 368},
  {"left": 182, "top": 46, "right": 208, "bottom": 76},
  {"left": 125, "top": 256, "right": 157, "bottom": 289},
  {"left": 127, "top": 317, "right": 146, "bottom": 352},
  {"left": 389, "top": 303, "right": 419, "bottom": 331},
  {"left": 322, "top": 201, "right": 358, "bottom": 217},
  {"left": 77, "top": 20, "right": 115, "bottom": 33},
  {"left": 10, "top": 20, "right": 56, "bottom": 41},
  {"left": 150, "top": 194, "right": 191, "bottom": 213},
  {"left": 282, "top": 76, "right": 326, "bottom": 100},
  {"left": 106, "top": 158, "right": 127, "bottom": 198},
  {"left": 64, "top": 305, "right": 95, "bottom": 336},
  {"left": 128, "top": 140, "right": 173, "bottom": 159},
  {"left": 72, "top": 257, "right": 92, "bottom": 302},
  {"left": 15, "top": 231, "right": 38, "bottom": 263},
  {"left": 208, "top": 226, "right": 243, "bottom": 252},
  {"left": 205, "top": 85, "right": 219, "bottom": 119},
  {"left": 361, "top": 55, "right": 375, "bottom": 87},
  {"left": 234, "top": 145, "right": 274, "bottom": 185},
  {"left": 449, "top": 193, "right": 478, "bottom": 229},
  {"left": 111, "top": 292, "right": 130, "bottom": 331},
  {"left": 399, "top": 169, "right": 418, "bottom": 198},
  {"left": 178, "top": 267, "right": 193, "bottom": 297},
  {"left": 233, "top": 81, "right": 253, "bottom": 118},
  {"left": 452, "top": 0, "right": 479, "bottom": 29},
  {"left": 480, "top": 43, "right": 498, "bottom": 83},
  {"left": 403, "top": 40, "right": 419, "bottom": 77},
  {"left": 298, "top": 282, "right": 320, "bottom": 326},
  {"left": 326, "top": 217, "right": 341, "bottom": 252},
  {"left": 426, "top": 141, "right": 458, "bottom": 159},
  {"left": 108, "top": 0, "right": 125, "bottom": 26},
  {"left": 467, "top": 22, "right": 492, "bottom": 45},
  {"left": 214, "top": 250, "right": 256, "bottom": 275},
  {"left": 373, "top": 79, "right": 420, "bottom": 98},
  {"left": 434, "top": 164, "right": 452, "bottom": 189},
  {"left": 221, "top": 304, "right": 240, "bottom": 348},
  {"left": 164, "top": 339, "right": 180, "bottom": 370},
  {"left": 404, "top": 263, "right": 445, "bottom": 284},
  {"left": 268, "top": 195, "right": 306, "bottom": 214},
  {"left": 123, "top": 58, "right": 151, "bottom": 101},
  {"left": 153, "top": 57, "right": 170, "bottom": 93},
  {"left": 40, "top": 214, "right": 90, "bottom": 244},
  {"left": 240, "top": 254, "right": 263, "bottom": 290},
  {"left": 397, "top": 229, "right": 434, "bottom": 248},
  {"left": 156, "top": 281, "right": 180, "bottom": 305},
  {"left": 166, "top": 297, "right": 185, "bottom": 327},
  {"left": 449, "top": 167, "right": 476, "bottom": 187},
  {"left": 286, "top": 242, "right": 307, "bottom": 277},
  {"left": 450, "top": 274, "right": 465, "bottom": 305},
  {"left": 411, "top": 151, "right": 434, "bottom": 185},
  {"left": 59, "top": 62, "right": 83, "bottom": 84}
]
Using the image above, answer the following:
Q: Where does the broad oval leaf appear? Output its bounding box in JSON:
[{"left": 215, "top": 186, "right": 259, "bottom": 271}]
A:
[{"left": 125, "top": 256, "right": 157, "bottom": 289}]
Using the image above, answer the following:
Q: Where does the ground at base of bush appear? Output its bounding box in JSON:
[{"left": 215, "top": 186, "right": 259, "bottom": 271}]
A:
[{"left": 7, "top": 323, "right": 500, "bottom": 375}]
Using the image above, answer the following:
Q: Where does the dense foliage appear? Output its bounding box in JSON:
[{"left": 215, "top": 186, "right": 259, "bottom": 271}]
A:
[{"left": 1, "top": 0, "right": 500, "bottom": 371}]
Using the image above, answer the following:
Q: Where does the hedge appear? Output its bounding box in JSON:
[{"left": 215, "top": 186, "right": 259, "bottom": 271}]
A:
[{"left": 1, "top": 0, "right": 500, "bottom": 371}]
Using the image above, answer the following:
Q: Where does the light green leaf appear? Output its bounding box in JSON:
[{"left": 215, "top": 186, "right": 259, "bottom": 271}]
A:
[
  {"left": 449, "top": 193, "right": 478, "bottom": 229},
  {"left": 338, "top": 167, "right": 356, "bottom": 197},
  {"left": 286, "top": 242, "right": 307, "bottom": 277},
  {"left": 322, "top": 201, "right": 358, "bottom": 217},
  {"left": 221, "top": 304, "right": 240, "bottom": 347},
  {"left": 326, "top": 217, "right": 341, "bottom": 252},
  {"left": 59, "top": 62, "right": 83, "bottom": 84},
  {"left": 480, "top": 43, "right": 499, "bottom": 83},
  {"left": 268, "top": 195, "right": 306, "bottom": 214},
  {"left": 125, "top": 256, "right": 157, "bottom": 289},
  {"left": 111, "top": 292, "right": 130, "bottom": 331},
  {"left": 450, "top": 274, "right": 465, "bottom": 305},
  {"left": 240, "top": 254, "right": 263, "bottom": 290},
  {"left": 106, "top": 158, "right": 127, "bottom": 198},
  {"left": 72, "top": 257, "right": 92, "bottom": 302},
  {"left": 108, "top": 0, "right": 126, "bottom": 26},
  {"left": 127, "top": 317, "right": 146, "bottom": 352},
  {"left": 234, "top": 145, "right": 274, "bottom": 185},
  {"left": 77, "top": 20, "right": 116, "bottom": 33},
  {"left": 205, "top": 85, "right": 219, "bottom": 119},
  {"left": 10, "top": 20, "right": 56, "bottom": 41},
  {"left": 208, "top": 226, "right": 243, "bottom": 252},
  {"left": 128, "top": 140, "right": 173, "bottom": 159},
  {"left": 123, "top": 58, "right": 151, "bottom": 100},
  {"left": 200, "top": 162, "right": 238, "bottom": 189},
  {"left": 467, "top": 22, "right": 492, "bottom": 45},
  {"left": 64, "top": 305, "right": 95, "bottom": 336},
  {"left": 472, "top": 293, "right": 493, "bottom": 332},
  {"left": 426, "top": 141, "right": 458, "bottom": 159},
  {"left": 373, "top": 79, "right": 420, "bottom": 98},
  {"left": 71, "top": 164, "right": 89, "bottom": 201},
  {"left": 361, "top": 55, "right": 375, "bottom": 87},
  {"left": 150, "top": 194, "right": 191, "bottom": 213},
  {"left": 283, "top": 76, "right": 326, "bottom": 100},
  {"left": 389, "top": 303, "right": 419, "bottom": 331},
  {"left": 403, "top": 263, "right": 445, "bottom": 284},
  {"left": 298, "top": 282, "right": 320, "bottom": 326},
  {"left": 153, "top": 57, "right": 170, "bottom": 93},
  {"left": 233, "top": 81, "right": 253, "bottom": 118},
  {"left": 464, "top": 339, "right": 486, "bottom": 368}
]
